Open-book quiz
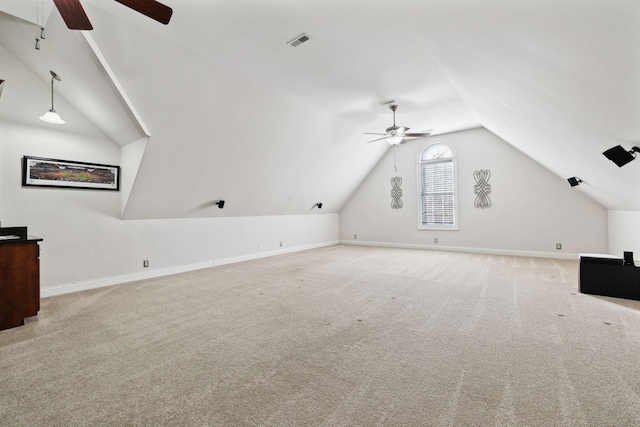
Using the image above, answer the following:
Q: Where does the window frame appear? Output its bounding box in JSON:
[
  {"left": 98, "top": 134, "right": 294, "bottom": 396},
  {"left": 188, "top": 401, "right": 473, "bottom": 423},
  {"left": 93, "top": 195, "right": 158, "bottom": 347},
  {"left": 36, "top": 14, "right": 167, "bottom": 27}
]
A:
[{"left": 416, "top": 141, "right": 459, "bottom": 230}]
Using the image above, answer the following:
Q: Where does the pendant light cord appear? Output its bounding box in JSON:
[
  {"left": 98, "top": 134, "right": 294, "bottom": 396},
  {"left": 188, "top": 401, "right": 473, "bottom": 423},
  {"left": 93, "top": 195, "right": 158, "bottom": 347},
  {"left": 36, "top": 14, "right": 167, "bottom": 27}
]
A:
[{"left": 50, "top": 76, "right": 54, "bottom": 110}]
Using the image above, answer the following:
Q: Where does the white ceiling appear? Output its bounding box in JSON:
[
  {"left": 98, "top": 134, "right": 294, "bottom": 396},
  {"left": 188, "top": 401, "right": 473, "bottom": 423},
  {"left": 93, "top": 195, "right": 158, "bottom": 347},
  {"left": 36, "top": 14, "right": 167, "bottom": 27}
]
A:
[{"left": 1, "top": 0, "right": 639, "bottom": 216}]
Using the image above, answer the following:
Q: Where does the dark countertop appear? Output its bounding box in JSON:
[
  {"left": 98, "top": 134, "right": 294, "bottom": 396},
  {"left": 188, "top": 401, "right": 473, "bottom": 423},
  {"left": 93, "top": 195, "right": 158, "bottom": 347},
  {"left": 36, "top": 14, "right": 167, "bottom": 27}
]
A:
[{"left": 0, "top": 235, "right": 43, "bottom": 244}]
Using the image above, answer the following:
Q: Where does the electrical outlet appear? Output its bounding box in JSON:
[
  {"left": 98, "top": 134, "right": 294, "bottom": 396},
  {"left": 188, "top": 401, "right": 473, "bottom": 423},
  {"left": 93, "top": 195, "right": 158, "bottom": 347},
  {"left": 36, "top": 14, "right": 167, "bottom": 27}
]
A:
[
  {"left": 258, "top": 244, "right": 262, "bottom": 250},
  {"left": 434, "top": 238, "right": 438, "bottom": 244},
  {"left": 354, "top": 234, "right": 358, "bottom": 240},
  {"left": 279, "top": 241, "right": 283, "bottom": 247},
  {"left": 143, "top": 260, "right": 149, "bottom": 268},
  {"left": 556, "top": 243, "right": 562, "bottom": 250}
]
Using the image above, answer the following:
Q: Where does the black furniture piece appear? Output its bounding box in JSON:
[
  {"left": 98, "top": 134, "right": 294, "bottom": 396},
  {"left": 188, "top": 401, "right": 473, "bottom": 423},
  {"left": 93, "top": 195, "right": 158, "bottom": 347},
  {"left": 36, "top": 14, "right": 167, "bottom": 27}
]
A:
[
  {"left": 579, "top": 253, "right": 640, "bottom": 301},
  {"left": 0, "top": 226, "right": 43, "bottom": 331}
]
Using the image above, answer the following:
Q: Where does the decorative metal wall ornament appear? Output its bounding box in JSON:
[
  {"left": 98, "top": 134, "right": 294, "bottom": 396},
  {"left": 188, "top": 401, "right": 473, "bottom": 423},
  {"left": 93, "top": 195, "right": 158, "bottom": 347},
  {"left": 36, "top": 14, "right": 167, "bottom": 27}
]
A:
[
  {"left": 473, "top": 169, "right": 492, "bottom": 208},
  {"left": 391, "top": 176, "right": 403, "bottom": 209}
]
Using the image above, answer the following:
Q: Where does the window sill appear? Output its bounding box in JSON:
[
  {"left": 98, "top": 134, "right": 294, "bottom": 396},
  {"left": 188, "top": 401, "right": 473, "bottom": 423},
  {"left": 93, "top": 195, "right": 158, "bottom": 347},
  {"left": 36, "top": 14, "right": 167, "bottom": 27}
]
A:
[{"left": 418, "top": 225, "right": 459, "bottom": 231}]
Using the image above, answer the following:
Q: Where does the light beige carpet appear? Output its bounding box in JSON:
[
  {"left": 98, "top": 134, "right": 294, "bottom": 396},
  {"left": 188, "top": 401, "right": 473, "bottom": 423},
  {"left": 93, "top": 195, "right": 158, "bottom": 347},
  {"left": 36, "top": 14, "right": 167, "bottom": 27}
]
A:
[{"left": 1, "top": 245, "right": 640, "bottom": 426}]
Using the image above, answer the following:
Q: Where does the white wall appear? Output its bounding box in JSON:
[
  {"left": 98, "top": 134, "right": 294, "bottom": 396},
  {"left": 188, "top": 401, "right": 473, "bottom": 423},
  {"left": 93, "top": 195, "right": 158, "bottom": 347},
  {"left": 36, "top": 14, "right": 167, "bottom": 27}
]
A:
[
  {"left": 0, "top": 46, "right": 338, "bottom": 296},
  {"left": 339, "top": 128, "right": 608, "bottom": 258},
  {"left": 0, "top": 116, "right": 338, "bottom": 294},
  {"left": 608, "top": 210, "right": 640, "bottom": 258},
  {"left": 0, "top": 117, "right": 338, "bottom": 295}
]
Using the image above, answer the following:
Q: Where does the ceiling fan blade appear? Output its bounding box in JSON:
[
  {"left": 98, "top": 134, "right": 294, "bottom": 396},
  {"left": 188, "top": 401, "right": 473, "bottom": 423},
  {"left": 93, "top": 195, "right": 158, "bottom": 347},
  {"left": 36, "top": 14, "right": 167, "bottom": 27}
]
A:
[
  {"left": 53, "top": 0, "right": 93, "bottom": 30},
  {"left": 404, "top": 131, "right": 432, "bottom": 138},
  {"left": 364, "top": 132, "right": 388, "bottom": 136},
  {"left": 366, "top": 136, "right": 391, "bottom": 144},
  {"left": 114, "top": 0, "right": 173, "bottom": 25}
]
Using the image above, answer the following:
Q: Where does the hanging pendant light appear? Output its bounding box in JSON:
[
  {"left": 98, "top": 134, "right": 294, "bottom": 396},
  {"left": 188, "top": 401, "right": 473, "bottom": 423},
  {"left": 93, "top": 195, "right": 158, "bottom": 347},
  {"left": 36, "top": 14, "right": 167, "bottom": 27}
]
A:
[{"left": 39, "top": 71, "right": 65, "bottom": 124}]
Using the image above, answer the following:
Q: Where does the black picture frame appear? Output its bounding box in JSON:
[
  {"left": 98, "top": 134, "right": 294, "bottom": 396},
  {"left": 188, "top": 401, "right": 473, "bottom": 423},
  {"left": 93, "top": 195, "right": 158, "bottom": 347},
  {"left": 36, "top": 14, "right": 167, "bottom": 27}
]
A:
[{"left": 22, "top": 156, "right": 120, "bottom": 191}]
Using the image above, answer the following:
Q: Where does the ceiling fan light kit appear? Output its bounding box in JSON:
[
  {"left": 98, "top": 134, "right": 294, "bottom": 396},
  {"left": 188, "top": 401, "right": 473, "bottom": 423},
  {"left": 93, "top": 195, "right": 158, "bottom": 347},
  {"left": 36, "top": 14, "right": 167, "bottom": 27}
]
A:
[{"left": 388, "top": 136, "right": 404, "bottom": 146}]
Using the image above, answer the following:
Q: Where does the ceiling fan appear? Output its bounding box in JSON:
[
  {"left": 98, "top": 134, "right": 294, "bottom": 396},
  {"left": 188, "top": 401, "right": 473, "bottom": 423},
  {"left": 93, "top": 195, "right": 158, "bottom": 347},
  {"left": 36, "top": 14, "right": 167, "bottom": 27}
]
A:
[
  {"left": 365, "top": 104, "right": 431, "bottom": 145},
  {"left": 52, "top": 0, "right": 173, "bottom": 31}
]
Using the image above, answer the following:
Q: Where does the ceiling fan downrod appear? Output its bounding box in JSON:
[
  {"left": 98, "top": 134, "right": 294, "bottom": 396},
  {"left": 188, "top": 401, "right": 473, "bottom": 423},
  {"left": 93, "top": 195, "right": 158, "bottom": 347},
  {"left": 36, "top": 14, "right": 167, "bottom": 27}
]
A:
[{"left": 390, "top": 104, "right": 398, "bottom": 126}]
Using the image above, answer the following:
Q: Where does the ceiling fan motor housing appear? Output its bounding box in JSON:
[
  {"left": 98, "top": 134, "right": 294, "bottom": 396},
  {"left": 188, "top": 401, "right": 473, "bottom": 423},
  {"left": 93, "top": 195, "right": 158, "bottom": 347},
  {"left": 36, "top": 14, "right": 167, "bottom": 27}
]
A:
[{"left": 386, "top": 125, "right": 409, "bottom": 135}]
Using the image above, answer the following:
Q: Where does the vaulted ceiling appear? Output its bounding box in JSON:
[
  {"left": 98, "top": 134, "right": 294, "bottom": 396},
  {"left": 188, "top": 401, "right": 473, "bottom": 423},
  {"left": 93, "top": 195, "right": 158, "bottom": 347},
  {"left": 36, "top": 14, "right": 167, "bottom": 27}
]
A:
[{"left": 1, "top": 0, "right": 639, "bottom": 218}]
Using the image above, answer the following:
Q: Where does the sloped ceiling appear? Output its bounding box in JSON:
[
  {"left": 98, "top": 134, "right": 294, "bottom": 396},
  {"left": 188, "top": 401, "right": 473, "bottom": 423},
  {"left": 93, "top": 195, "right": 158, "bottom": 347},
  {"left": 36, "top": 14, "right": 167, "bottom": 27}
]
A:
[
  {"left": 1, "top": 0, "right": 639, "bottom": 218},
  {"left": 0, "top": 6, "right": 146, "bottom": 145}
]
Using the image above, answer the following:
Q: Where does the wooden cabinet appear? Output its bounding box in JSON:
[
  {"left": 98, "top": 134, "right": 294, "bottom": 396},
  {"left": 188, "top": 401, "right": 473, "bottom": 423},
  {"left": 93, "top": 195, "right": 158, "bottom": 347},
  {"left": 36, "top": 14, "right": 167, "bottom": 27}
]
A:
[{"left": 0, "top": 232, "right": 42, "bottom": 331}]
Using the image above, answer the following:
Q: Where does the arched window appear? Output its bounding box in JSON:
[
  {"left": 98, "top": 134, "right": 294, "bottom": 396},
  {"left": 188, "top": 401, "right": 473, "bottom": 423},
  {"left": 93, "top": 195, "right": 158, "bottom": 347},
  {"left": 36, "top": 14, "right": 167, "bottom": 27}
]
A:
[{"left": 417, "top": 142, "right": 458, "bottom": 229}]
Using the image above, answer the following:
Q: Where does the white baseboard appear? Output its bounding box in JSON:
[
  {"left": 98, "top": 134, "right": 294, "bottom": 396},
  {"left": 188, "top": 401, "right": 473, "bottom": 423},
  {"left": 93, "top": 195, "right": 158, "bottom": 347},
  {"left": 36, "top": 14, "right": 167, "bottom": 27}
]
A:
[
  {"left": 214, "top": 240, "right": 339, "bottom": 266},
  {"left": 41, "top": 261, "right": 214, "bottom": 298},
  {"left": 41, "top": 241, "right": 340, "bottom": 298},
  {"left": 44, "top": 240, "right": 564, "bottom": 298},
  {"left": 340, "top": 240, "right": 579, "bottom": 260}
]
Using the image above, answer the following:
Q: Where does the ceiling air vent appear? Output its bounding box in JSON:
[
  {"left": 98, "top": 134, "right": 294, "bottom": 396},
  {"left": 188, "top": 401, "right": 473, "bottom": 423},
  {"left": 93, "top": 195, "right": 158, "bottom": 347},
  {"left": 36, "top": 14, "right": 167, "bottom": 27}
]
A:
[{"left": 287, "top": 33, "right": 311, "bottom": 48}]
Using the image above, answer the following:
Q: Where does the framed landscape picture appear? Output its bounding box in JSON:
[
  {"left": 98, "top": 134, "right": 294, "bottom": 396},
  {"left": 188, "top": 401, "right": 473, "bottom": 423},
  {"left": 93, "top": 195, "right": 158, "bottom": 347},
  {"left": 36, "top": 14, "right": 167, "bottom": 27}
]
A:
[{"left": 22, "top": 156, "right": 120, "bottom": 191}]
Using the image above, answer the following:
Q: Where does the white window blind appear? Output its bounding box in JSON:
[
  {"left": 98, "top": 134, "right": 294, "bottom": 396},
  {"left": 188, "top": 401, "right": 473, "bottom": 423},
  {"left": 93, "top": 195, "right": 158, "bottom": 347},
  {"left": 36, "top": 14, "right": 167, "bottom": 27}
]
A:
[{"left": 418, "top": 143, "right": 456, "bottom": 229}]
